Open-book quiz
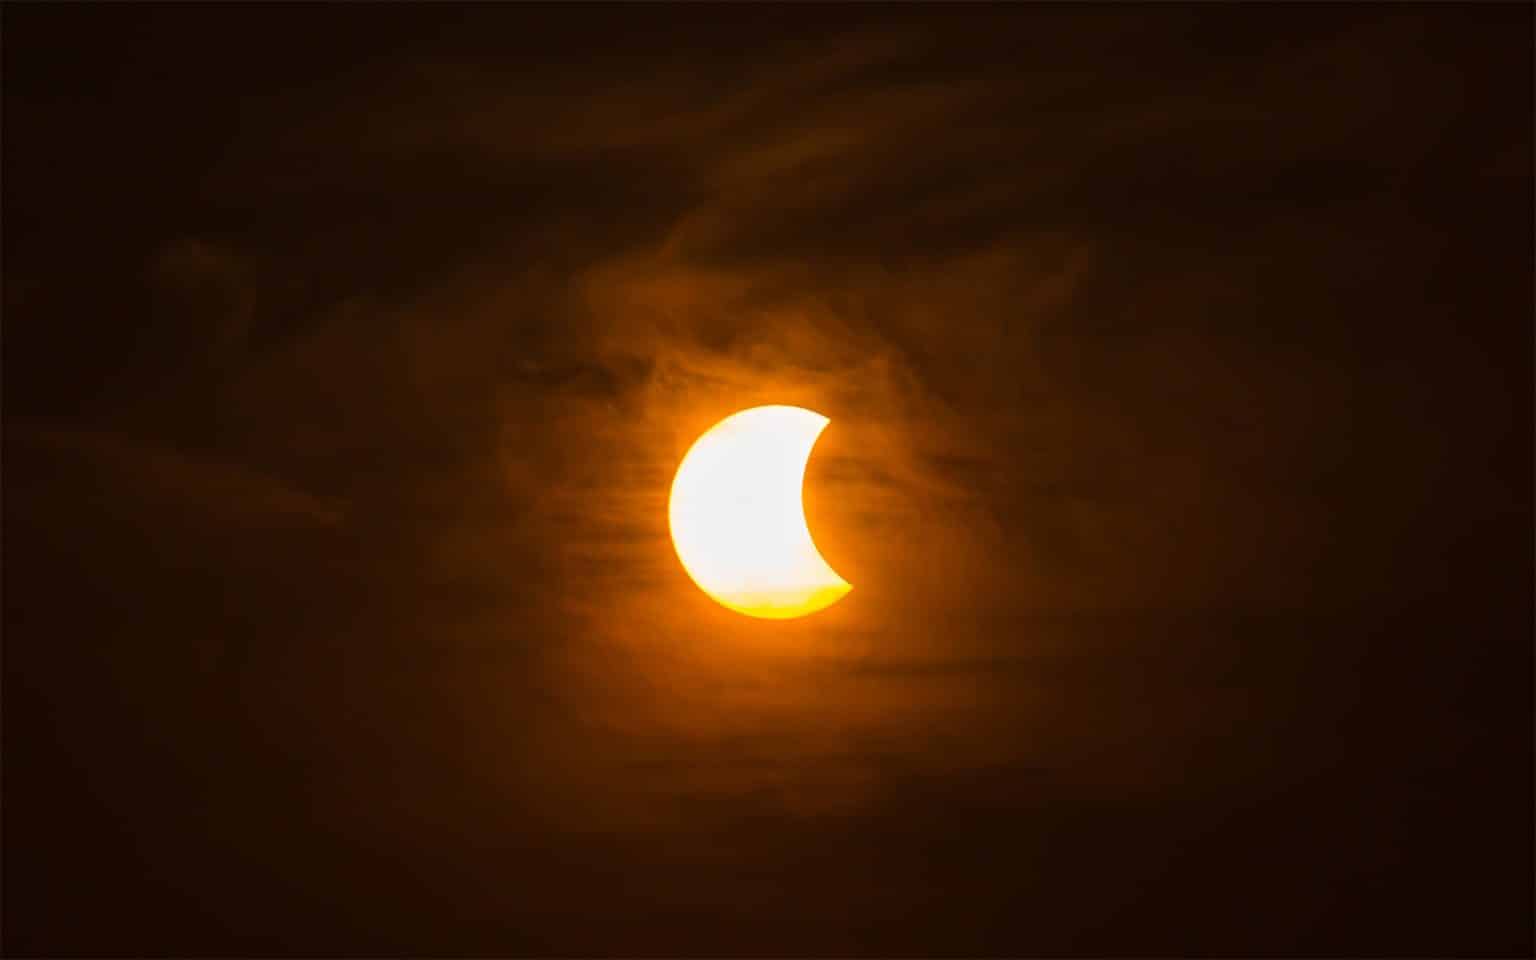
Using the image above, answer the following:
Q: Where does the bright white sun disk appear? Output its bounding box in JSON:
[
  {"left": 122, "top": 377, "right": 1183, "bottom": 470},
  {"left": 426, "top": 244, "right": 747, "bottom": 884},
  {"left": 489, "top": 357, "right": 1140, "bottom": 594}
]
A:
[{"left": 668, "top": 405, "right": 851, "bottom": 619}]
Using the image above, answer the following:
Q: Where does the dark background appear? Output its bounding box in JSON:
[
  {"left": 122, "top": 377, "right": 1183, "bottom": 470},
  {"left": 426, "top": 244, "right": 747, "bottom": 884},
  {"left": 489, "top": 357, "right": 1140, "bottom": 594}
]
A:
[{"left": 4, "top": 4, "right": 1531, "bottom": 956}]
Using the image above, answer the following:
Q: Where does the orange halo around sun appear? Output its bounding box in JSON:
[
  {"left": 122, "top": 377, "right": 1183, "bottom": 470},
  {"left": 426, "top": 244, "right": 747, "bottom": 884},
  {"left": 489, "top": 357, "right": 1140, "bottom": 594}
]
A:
[{"left": 668, "top": 405, "right": 852, "bottom": 620}]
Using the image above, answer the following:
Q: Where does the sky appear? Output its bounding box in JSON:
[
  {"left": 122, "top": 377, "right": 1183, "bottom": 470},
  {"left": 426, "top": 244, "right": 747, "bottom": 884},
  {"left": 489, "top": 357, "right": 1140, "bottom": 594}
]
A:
[{"left": 4, "top": 5, "right": 1532, "bottom": 956}]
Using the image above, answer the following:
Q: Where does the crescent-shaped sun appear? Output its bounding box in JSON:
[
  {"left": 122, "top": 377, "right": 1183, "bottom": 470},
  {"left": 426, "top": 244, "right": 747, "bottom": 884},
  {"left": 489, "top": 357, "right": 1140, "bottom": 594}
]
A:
[{"left": 668, "top": 405, "right": 852, "bottom": 620}]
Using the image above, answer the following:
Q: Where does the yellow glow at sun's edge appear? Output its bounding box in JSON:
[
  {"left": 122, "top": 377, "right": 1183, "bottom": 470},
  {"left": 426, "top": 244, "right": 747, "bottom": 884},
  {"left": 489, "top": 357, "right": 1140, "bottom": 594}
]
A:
[{"left": 668, "top": 405, "right": 852, "bottom": 620}]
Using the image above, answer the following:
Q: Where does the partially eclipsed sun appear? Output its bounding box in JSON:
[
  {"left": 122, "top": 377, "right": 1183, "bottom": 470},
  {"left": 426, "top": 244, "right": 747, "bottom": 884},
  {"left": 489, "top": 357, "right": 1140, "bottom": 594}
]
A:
[{"left": 668, "top": 405, "right": 852, "bottom": 619}]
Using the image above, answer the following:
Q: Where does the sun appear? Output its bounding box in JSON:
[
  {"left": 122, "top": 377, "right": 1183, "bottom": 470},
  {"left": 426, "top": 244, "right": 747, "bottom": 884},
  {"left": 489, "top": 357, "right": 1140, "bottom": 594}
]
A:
[{"left": 668, "top": 405, "right": 852, "bottom": 619}]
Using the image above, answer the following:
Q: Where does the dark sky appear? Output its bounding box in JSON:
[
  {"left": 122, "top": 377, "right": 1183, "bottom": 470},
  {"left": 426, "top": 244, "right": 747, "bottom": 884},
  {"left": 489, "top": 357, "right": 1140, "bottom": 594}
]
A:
[{"left": 4, "top": 4, "right": 1531, "bottom": 956}]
